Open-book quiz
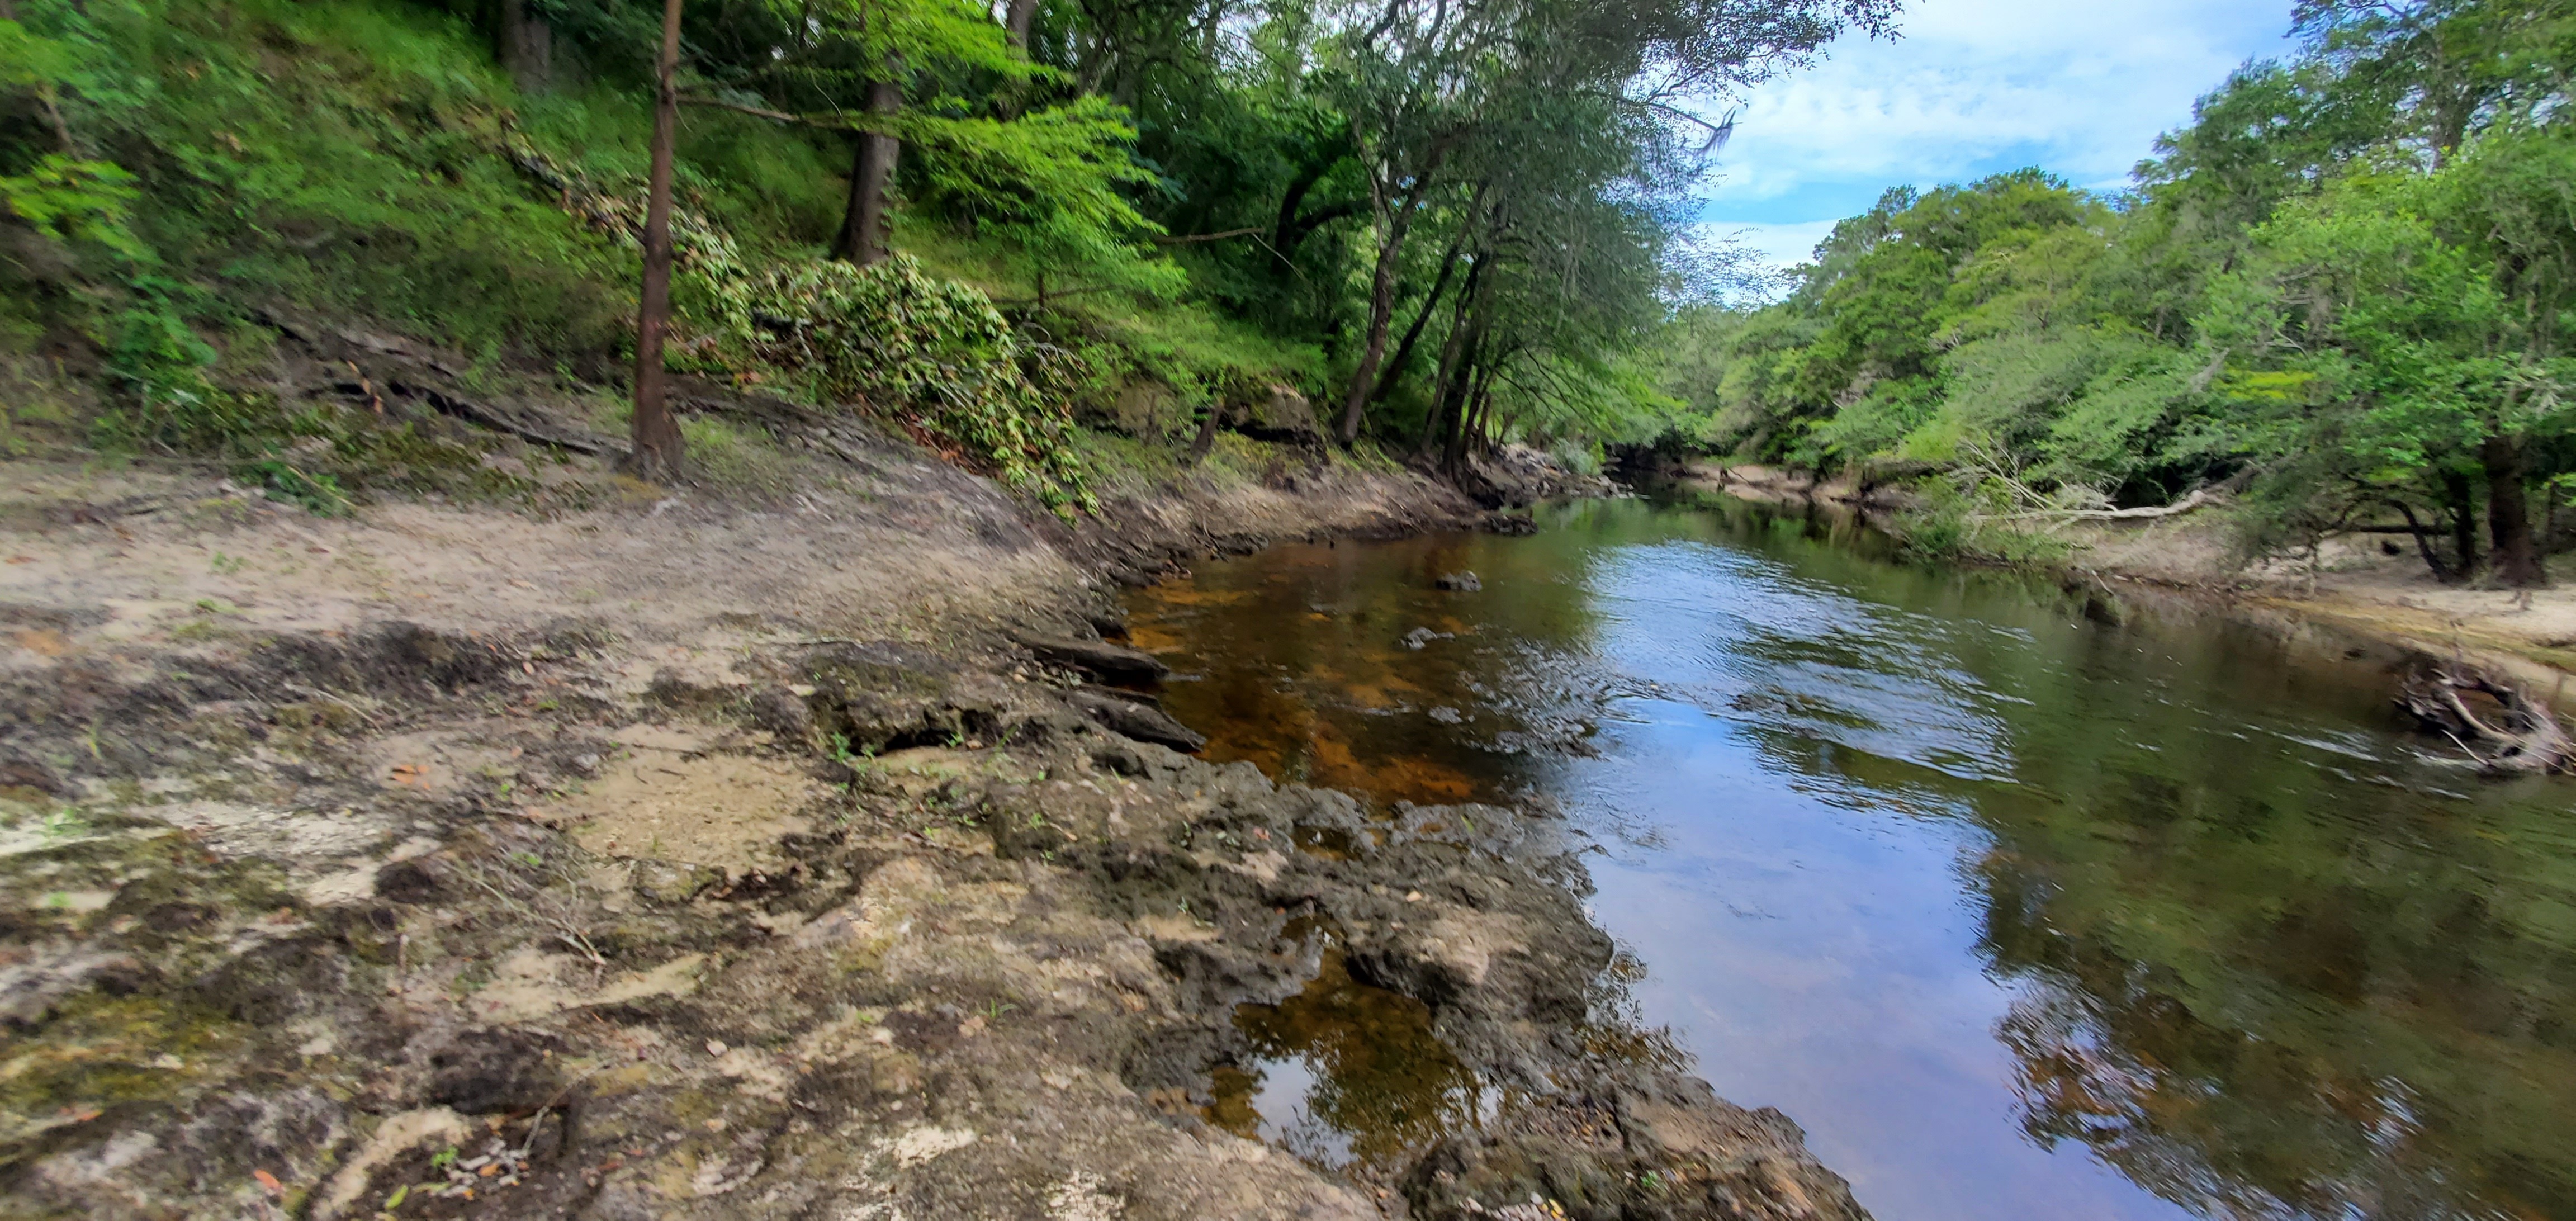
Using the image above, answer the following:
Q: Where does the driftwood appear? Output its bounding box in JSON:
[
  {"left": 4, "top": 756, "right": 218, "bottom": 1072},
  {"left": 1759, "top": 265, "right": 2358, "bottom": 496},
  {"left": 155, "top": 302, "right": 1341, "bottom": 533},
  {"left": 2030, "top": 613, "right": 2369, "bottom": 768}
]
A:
[
  {"left": 2397, "top": 664, "right": 2573, "bottom": 774},
  {"left": 1998, "top": 488, "right": 2220, "bottom": 523}
]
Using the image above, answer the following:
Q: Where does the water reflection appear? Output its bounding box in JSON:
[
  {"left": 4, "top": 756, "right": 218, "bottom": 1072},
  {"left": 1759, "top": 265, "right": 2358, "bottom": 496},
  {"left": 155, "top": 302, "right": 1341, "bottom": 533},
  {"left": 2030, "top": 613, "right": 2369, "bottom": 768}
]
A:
[
  {"left": 1131, "top": 491, "right": 2576, "bottom": 1220},
  {"left": 1206, "top": 939, "right": 1480, "bottom": 1175}
]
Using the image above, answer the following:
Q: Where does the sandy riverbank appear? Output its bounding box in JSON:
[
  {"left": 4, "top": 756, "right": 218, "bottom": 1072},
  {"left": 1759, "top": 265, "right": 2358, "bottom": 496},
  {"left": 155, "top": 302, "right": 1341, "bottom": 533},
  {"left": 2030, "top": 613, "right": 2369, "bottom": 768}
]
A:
[{"left": 0, "top": 391, "right": 1856, "bottom": 1220}]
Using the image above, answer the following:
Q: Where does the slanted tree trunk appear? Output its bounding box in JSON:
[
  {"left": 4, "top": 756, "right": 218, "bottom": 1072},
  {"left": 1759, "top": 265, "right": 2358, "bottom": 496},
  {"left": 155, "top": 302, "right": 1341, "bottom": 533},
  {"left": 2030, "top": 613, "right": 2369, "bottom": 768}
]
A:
[
  {"left": 1337, "top": 190, "right": 1433, "bottom": 446},
  {"left": 1268, "top": 164, "right": 1325, "bottom": 276},
  {"left": 1469, "top": 386, "right": 1493, "bottom": 457},
  {"left": 1371, "top": 233, "right": 1467, "bottom": 406},
  {"left": 834, "top": 77, "right": 903, "bottom": 265},
  {"left": 1443, "top": 358, "right": 1493, "bottom": 475},
  {"left": 2391, "top": 500, "right": 2455, "bottom": 581},
  {"left": 2443, "top": 467, "right": 2479, "bottom": 578},
  {"left": 1431, "top": 255, "right": 1494, "bottom": 469},
  {"left": 1263, "top": 155, "right": 1362, "bottom": 276},
  {"left": 1182, "top": 400, "right": 1227, "bottom": 467},
  {"left": 624, "top": 0, "right": 688, "bottom": 482},
  {"left": 1414, "top": 261, "right": 1481, "bottom": 461},
  {"left": 2484, "top": 434, "right": 2545, "bottom": 586}
]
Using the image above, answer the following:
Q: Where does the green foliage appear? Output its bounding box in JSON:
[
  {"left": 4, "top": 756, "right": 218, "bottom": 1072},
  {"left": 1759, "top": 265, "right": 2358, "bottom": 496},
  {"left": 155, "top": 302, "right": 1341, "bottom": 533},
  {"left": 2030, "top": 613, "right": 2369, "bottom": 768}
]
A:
[
  {"left": 90, "top": 378, "right": 529, "bottom": 507},
  {"left": 1886, "top": 479, "right": 2072, "bottom": 567},
  {"left": 911, "top": 96, "right": 1183, "bottom": 300},
  {"left": 241, "top": 458, "right": 353, "bottom": 514},
  {"left": 714, "top": 254, "right": 1095, "bottom": 510},
  {"left": 0, "top": 155, "right": 147, "bottom": 258},
  {"left": 0, "top": 0, "right": 1899, "bottom": 517},
  {"left": 0, "top": 0, "right": 651, "bottom": 376},
  {"left": 1642, "top": 0, "right": 2576, "bottom": 584}
]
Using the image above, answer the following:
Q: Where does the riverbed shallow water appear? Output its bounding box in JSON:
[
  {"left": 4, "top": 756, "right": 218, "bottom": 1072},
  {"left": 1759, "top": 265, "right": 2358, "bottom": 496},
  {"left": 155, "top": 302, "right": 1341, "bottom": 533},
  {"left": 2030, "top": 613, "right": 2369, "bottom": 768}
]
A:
[{"left": 1125, "top": 489, "right": 2576, "bottom": 1221}]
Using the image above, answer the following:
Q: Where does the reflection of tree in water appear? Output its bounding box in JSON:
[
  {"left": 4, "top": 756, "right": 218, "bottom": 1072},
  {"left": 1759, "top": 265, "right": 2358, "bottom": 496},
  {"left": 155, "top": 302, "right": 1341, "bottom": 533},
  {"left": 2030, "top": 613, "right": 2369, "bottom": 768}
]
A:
[
  {"left": 1214, "top": 948, "right": 1482, "bottom": 1172},
  {"left": 1974, "top": 814, "right": 2576, "bottom": 1220},
  {"left": 1679, "top": 486, "right": 2576, "bottom": 1218},
  {"left": 1129, "top": 530, "right": 1618, "bottom": 809},
  {"left": 1678, "top": 490, "right": 2576, "bottom": 1220},
  {"left": 1140, "top": 492, "right": 2576, "bottom": 1216}
]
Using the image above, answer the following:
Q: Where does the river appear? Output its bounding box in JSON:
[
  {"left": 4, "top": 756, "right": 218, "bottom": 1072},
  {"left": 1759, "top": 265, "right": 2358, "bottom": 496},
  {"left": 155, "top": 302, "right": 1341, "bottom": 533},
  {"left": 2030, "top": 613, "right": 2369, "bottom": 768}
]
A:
[{"left": 1124, "top": 489, "right": 2576, "bottom": 1221}]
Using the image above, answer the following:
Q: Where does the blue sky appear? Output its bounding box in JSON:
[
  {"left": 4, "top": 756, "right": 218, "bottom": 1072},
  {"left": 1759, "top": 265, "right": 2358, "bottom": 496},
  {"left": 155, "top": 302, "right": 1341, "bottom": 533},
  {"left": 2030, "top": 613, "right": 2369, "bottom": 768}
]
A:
[{"left": 1697, "top": 0, "right": 2302, "bottom": 269}]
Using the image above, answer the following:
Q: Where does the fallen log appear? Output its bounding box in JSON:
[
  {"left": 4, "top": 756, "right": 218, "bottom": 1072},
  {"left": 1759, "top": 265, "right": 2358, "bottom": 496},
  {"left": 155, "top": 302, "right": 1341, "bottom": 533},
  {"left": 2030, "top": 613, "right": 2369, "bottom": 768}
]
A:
[
  {"left": 2397, "top": 664, "right": 2573, "bottom": 774},
  {"left": 1999, "top": 488, "right": 2220, "bottom": 523},
  {"left": 1066, "top": 687, "right": 1206, "bottom": 753},
  {"left": 1022, "top": 635, "right": 1169, "bottom": 685}
]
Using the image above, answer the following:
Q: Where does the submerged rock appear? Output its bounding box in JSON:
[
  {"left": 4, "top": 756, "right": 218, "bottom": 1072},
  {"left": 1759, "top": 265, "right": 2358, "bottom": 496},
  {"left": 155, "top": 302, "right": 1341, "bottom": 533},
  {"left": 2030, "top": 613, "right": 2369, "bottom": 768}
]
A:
[{"left": 1436, "top": 571, "right": 1483, "bottom": 591}]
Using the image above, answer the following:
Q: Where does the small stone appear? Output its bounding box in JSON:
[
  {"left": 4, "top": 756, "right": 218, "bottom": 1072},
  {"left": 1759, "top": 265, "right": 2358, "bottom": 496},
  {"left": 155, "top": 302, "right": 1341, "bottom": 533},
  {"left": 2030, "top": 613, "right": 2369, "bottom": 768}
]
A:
[
  {"left": 705, "top": 1039, "right": 728, "bottom": 1057},
  {"left": 1402, "top": 626, "right": 1452, "bottom": 650},
  {"left": 1435, "top": 571, "right": 1482, "bottom": 591},
  {"left": 1404, "top": 891, "right": 1424, "bottom": 902}
]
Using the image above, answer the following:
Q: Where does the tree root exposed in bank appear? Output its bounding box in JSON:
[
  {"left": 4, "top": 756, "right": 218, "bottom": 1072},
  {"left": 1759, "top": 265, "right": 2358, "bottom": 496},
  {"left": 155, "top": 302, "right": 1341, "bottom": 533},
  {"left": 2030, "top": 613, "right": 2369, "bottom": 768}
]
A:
[{"left": 2399, "top": 663, "right": 2574, "bottom": 774}]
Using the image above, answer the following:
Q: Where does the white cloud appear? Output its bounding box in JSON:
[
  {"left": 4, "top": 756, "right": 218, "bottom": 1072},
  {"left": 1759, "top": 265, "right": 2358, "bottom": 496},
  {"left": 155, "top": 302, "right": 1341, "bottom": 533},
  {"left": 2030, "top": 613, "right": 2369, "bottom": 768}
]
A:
[
  {"left": 1693, "top": 0, "right": 2298, "bottom": 267},
  {"left": 1702, "top": 220, "right": 1844, "bottom": 270}
]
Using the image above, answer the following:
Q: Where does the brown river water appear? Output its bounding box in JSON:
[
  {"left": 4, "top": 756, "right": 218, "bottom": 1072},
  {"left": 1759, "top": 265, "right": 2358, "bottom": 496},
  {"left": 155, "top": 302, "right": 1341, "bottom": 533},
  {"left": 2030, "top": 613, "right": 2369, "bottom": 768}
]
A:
[{"left": 1125, "top": 489, "right": 2576, "bottom": 1221}]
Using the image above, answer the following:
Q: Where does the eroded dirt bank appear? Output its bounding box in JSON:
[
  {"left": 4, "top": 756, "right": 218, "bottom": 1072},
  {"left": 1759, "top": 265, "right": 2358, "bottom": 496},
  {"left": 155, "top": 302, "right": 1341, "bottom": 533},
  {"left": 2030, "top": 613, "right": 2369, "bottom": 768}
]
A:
[{"left": 0, "top": 425, "right": 1859, "bottom": 1219}]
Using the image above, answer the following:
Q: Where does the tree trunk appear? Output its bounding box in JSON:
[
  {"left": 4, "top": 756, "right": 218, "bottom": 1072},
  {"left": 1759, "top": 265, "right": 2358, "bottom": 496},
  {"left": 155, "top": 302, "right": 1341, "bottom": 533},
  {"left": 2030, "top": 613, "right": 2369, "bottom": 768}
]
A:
[
  {"left": 1460, "top": 380, "right": 1494, "bottom": 465},
  {"left": 1372, "top": 234, "right": 1466, "bottom": 405},
  {"left": 2392, "top": 500, "right": 2454, "bottom": 581},
  {"left": 1414, "top": 270, "right": 1479, "bottom": 460},
  {"left": 2484, "top": 435, "right": 2546, "bottom": 586},
  {"left": 1182, "top": 400, "right": 1227, "bottom": 467},
  {"left": 1336, "top": 184, "right": 1428, "bottom": 446},
  {"left": 1429, "top": 254, "right": 1494, "bottom": 466},
  {"left": 1442, "top": 354, "right": 1491, "bottom": 475},
  {"left": 499, "top": 0, "right": 555, "bottom": 93},
  {"left": 1005, "top": 0, "right": 1039, "bottom": 48},
  {"left": 1432, "top": 347, "right": 1477, "bottom": 472},
  {"left": 2443, "top": 467, "right": 2479, "bottom": 578},
  {"left": 832, "top": 139, "right": 868, "bottom": 261},
  {"left": 1267, "top": 165, "right": 1324, "bottom": 276},
  {"left": 834, "top": 77, "right": 903, "bottom": 265},
  {"left": 625, "top": 0, "right": 688, "bottom": 482}
]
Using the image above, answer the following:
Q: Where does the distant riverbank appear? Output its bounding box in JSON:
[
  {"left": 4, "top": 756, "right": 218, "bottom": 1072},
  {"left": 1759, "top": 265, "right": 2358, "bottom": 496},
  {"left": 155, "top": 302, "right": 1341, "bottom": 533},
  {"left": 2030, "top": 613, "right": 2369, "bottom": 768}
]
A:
[{"left": 1670, "top": 458, "right": 2576, "bottom": 705}]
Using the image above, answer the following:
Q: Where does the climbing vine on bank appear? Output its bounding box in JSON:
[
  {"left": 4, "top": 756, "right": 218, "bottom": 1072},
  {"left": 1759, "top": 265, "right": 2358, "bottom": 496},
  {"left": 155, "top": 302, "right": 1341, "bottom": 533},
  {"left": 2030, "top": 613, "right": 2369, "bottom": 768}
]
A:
[{"left": 714, "top": 256, "right": 1096, "bottom": 513}]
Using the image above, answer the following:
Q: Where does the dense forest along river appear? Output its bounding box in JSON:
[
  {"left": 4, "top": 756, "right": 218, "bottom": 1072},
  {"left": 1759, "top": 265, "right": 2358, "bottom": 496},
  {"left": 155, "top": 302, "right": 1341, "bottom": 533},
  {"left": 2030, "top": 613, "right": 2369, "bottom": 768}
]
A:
[{"left": 1124, "top": 491, "right": 2576, "bottom": 1221}]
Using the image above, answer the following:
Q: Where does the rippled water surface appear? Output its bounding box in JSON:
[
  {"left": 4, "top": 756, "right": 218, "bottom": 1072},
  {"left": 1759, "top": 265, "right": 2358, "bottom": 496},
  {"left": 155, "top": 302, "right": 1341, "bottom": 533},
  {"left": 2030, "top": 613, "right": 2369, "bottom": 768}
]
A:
[{"left": 1126, "top": 491, "right": 2576, "bottom": 1221}]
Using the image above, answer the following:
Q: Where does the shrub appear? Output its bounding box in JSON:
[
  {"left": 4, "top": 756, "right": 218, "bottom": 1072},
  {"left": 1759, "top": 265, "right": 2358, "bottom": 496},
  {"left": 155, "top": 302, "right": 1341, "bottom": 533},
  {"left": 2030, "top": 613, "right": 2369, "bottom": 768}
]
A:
[{"left": 708, "top": 255, "right": 1096, "bottom": 512}]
